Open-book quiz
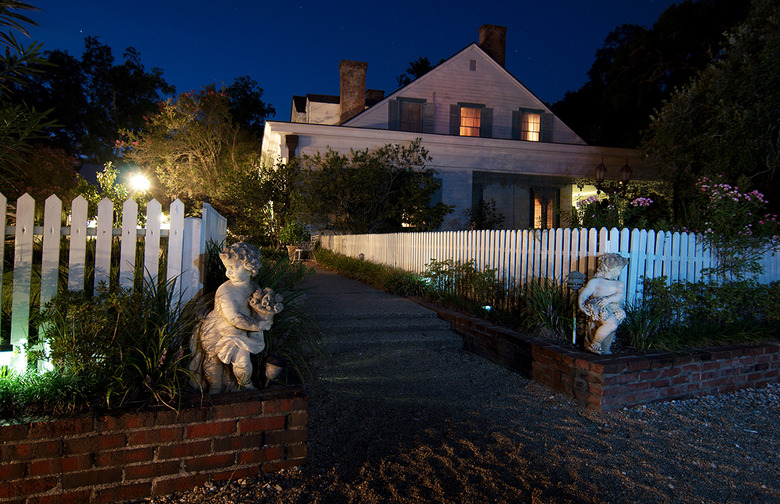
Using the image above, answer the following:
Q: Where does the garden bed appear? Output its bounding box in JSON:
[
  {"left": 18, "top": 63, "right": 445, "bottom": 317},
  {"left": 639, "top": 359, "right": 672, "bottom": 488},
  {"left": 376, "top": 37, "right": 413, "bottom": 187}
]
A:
[
  {"left": 415, "top": 298, "right": 780, "bottom": 411},
  {"left": 0, "top": 384, "right": 307, "bottom": 504}
]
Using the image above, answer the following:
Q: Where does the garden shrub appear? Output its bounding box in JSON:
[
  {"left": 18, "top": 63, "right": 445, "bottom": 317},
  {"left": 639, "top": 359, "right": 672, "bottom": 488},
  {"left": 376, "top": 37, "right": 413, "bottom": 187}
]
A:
[{"left": 517, "top": 278, "right": 576, "bottom": 342}]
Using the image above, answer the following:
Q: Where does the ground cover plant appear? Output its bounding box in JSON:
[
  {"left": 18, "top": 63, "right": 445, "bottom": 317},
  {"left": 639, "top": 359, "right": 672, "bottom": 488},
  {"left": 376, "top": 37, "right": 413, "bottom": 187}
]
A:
[{"left": 0, "top": 245, "right": 318, "bottom": 422}]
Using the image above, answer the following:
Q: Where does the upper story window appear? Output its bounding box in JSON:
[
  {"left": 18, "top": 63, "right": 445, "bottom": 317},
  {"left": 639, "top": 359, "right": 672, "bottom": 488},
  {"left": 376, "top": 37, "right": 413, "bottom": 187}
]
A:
[
  {"left": 512, "top": 108, "right": 550, "bottom": 142},
  {"left": 450, "top": 103, "right": 492, "bottom": 138},
  {"left": 459, "top": 107, "right": 482, "bottom": 137},
  {"left": 521, "top": 112, "right": 541, "bottom": 141},
  {"left": 400, "top": 100, "right": 423, "bottom": 132},
  {"left": 388, "top": 98, "right": 433, "bottom": 133}
]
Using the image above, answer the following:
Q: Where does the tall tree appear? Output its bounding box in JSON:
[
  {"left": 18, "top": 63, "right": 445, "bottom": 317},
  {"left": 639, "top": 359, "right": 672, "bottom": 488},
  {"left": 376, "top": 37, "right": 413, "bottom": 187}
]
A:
[
  {"left": 122, "top": 86, "right": 265, "bottom": 232},
  {"left": 396, "top": 57, "right": 440, "bottom": 87},
  {"left": 642, "top": 0, "right": 780, "bottom": 220},
  {"left": 552, "top": 0, "right": 750, "bottom": 147},
  {"left": 225, "top": 75, "right": 275, "bottom": 139},
  {"left": 13, "top": 36, "right": 175, "bottom": 163}
]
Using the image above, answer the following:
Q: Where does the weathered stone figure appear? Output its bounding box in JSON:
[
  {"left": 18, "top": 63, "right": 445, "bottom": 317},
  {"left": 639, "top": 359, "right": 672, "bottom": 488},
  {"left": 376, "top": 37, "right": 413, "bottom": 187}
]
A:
[
  {"left": 578, "top": 253, "right": 629, "bottom": 355},
  {"left": 189, "top": 242, "right": 283, "bottom": 392}
]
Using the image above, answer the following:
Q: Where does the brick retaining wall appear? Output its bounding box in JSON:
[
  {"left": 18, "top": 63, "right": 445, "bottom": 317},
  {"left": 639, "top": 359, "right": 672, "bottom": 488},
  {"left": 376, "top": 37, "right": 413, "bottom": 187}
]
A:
[
  {"left": 415, "top": 299, "right": 780, "bottom": 412},
  {"left": 0, "top": 385, "right": 307, "bottom": 504}
]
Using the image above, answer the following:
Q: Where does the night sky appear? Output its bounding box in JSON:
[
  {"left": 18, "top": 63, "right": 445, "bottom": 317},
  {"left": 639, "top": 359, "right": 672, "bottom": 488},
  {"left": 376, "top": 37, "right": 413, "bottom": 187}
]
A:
[{"left": 30, "top": 0, "right": 679, "bottom": 120}]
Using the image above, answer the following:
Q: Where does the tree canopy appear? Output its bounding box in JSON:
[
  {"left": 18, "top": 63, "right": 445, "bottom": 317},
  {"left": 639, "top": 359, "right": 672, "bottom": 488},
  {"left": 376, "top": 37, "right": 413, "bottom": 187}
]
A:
[
  {"left": 642, "top": 0, "right": 780, "bottom": 219},
  {"left": 551, "top": 0, "right": 750, "bottom": 148}
]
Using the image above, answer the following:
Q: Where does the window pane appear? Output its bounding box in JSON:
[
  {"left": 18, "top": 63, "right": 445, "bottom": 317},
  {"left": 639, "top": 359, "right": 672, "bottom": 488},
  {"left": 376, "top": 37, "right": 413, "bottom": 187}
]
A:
[
  {"left": 460, "top": 107, "right": 481, "bottom": 137},
  {"left": 400, "top": 102, "right": 422, "bottom": 132},
  {"left": 522, "top": 113, "right": 541, "bottom": 142}
]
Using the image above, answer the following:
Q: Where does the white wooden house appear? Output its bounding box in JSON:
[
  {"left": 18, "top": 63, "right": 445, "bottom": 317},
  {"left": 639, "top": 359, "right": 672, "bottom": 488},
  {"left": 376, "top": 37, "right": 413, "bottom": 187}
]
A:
[{"left": 262, "top": 25, "right": 656, "bottom": 230}]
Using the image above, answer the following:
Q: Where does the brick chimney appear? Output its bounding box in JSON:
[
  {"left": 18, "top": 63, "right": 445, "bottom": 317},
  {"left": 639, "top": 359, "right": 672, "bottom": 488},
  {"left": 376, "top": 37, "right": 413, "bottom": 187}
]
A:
[
  {"left": 478, "top": 24, "right": 507, "bottom": 67},
  {"left": 339, "top": 60, "right": 368, "bottom": 124}
]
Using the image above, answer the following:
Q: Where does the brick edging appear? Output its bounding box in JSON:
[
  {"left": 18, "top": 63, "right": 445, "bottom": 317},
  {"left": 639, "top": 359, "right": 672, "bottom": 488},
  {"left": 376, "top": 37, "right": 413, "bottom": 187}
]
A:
[
  {"left": 412, "top": 298, "right": 780, "bottom": 411},
  {"left": 0, "top": 385, "right": 307, "bottom": 504}
]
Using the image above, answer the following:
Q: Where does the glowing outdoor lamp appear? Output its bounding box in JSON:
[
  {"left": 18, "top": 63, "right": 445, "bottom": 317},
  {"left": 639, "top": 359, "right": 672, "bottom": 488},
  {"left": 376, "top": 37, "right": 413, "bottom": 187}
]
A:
[{"left": 129, "top": 172, "right": 150, "bottom": 193}]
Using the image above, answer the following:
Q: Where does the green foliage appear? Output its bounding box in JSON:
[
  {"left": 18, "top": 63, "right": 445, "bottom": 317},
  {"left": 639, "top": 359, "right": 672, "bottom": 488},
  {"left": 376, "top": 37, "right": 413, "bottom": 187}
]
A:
[
  {"left": 122, "top": 86, "right": 270, "bottom": 235},
  {"left": 465, "top": 199, "right": 505, "bottom": 230},
  {"left": 38, "top": 276, "right": 199, "bottom": 411},
  {"left": 688, "top": 176, "right": 780, "bottom": 280},
  {"left": 278, "top": 221, "right": 310, "bottom": 245},
  {"left": 617, "top": 277, "right": 780, "bottom": 351},
  {"left": 518, "top": 278, "right": 575, "bottom": 341},
  {"left": 643, "top": 0, "right": 780, "bottom": 218},
  {"left": 294, "top": 139, "right": 453, "bottom": 234},
  {"left": 422, "top": 259, "right": 507, "bottom": 311}
]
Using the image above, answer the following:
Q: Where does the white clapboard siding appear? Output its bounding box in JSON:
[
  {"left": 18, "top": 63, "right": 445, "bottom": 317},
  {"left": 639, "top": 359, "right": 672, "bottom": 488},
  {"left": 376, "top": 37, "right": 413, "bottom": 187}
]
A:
[{"left": 1, "top": 193, "right": 227, "bottom": 371}]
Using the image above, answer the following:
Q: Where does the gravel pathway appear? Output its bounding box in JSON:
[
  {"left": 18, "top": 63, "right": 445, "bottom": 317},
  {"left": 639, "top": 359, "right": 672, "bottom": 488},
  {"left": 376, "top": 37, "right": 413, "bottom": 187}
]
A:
[{"left": 140, "top": 267, "right": 780, "bottom": 504}]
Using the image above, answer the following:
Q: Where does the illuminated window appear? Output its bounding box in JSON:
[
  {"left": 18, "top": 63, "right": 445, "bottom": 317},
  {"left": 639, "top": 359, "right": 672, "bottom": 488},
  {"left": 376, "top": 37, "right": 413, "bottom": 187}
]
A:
[
  {"left": 521, "top": 112, "right": 541, "bottom": 141},
  {"left": 400, "top": 100, "right": 422, "bottom": 132},
  {"left": 459, "top": 107, "right": 481, "bottom": 137}
]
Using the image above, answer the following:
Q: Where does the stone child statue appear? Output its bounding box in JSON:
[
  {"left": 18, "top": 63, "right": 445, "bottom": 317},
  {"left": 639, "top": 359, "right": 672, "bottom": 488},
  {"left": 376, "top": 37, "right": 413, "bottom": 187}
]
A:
[
  {"left": 189, "top": 243, "right": 283, "bottom": 393},
  {"left": 578, "top": 253, "right": 630, "bottom": 355}
]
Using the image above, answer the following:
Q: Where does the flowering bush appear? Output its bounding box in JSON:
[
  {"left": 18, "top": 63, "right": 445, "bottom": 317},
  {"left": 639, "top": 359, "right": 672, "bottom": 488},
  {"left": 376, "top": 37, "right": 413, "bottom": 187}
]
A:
[
  {"left": 694, "top": 175, "right": 780, "bottom": 280},
  {"left": 573, "top": 192, "right": 669, "bottom": 230}
]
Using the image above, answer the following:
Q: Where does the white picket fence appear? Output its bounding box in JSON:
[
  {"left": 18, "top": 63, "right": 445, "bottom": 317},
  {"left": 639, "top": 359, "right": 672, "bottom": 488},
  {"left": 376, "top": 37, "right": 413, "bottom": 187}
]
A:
[
  {"left": 1, "top": 192, "right": 227, "bottom": 371},
  {"left": 320, "top": 227, "right": 780, "bottom": 302}
]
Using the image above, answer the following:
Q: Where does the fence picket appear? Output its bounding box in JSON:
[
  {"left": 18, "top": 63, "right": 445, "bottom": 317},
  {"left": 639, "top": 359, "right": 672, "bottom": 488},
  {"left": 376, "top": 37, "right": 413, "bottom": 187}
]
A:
[
  {"left": 40, "top": 195, "right": 62, "bottom": 308},
  {"left": 94, "top": 198, "right": 114, "bottom": 289},
  {"left": 68, "top": 196, "right": 88, "bottom": 291},
  {"left": 11, "top": 194, "right": 35, "bottom": 348}
]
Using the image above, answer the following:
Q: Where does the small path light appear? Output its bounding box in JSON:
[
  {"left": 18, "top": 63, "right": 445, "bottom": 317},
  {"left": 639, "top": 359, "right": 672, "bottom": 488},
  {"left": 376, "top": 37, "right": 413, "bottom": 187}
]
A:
[{"left": 566, "top": 271, "right": 586, "bottom": 345}]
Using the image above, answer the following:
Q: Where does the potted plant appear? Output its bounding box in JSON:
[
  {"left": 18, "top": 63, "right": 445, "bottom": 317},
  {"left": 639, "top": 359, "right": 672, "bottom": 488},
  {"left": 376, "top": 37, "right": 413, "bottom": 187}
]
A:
[{"left": 279, "top": 221, "right": 311, "bottom": 261}]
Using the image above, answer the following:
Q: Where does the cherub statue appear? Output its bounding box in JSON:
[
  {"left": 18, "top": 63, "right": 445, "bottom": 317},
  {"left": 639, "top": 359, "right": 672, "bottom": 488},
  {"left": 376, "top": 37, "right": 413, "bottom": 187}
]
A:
[
  {"left": 189, "top": 242, "right": 283, "bottom": 393},
  {"left": 578, "top": 253, "right": 629, "bottom": 355}
]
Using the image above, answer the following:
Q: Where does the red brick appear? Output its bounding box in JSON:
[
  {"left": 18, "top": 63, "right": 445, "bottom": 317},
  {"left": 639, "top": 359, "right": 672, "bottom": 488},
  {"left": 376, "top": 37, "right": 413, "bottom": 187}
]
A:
[
  {"left": 95, "top": 411, "right": 154, "bottom": 432},
  {"left": 63, "top": 433, "right": 125, "bottom": 455},
  {"left": 28, "top": 417, "right": 93, "bottom": 439},
  {"left": 157, "top": 439, "right": 211, "bottom": 460},
  {"left": 660, "top": 367, "right": 681, "bottom": 378},
  {"left": 262, "top": 397, "right": 307, "bottom": 415},
  {"left": 184, "top": 453, "right": 235, "bottom": 472},
  {"left": 238, "top": 416, "right": 285, "bottom": 433},
  {"left": 0, "top": 461, "right": 25, "bottom": 480},
  {"left": 155, "top": 407, "right": 210, "bottom": 427},
  {"left": 127, "top": 426, "right": 183, "bottom": 446},
  {"left": 93, "top": 482, "right": 151, "bottom": 504},
  {"left": 124, "top": 460, "right": 181, "bottom": 480},
  {"left": 94, "top": 446, "right": 155, "bottom": 467},
  {"left": 152, "top": 474, "right": 209, "bottom": 497},
  {"left": 0, "top": 423, "right": 28, "bottom": 442},
  {"left": 0, "top": 476, "right": 58, "bottom": 498},
  {"left": 237, "top": 446, "right": 282, "bottom": 465},
  {"left": 62, "top": 467, "right": 122, "bottom": 490},
  {"left": 627, "top": 359, "right": 651, "bottom": 372},
  {"left": 261, "top": 458, "right": 303, "bottom": 474},
  {"left": 1, "top": 439, "right": 62, "bottom": 462},
  {"left": 61, "top": 454, "right": 92, "bottom": 473},
  {"left": 213, "top": 433, "right": 264, "bottom": 453},
  {"left": 185, "top": 420, "right": 236, "bottom": 439},
  {"left": 27, "top": 457, "right": 61, "bottom": 476},
  {"left": 286, "top": 443, "right": 307, "bottom": 459},
  {"left": 33, "top": 489, "right": 91, "bottom": 504},
  {"left": 212, "top": 400, "right": 263, "bottom": 419}
]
